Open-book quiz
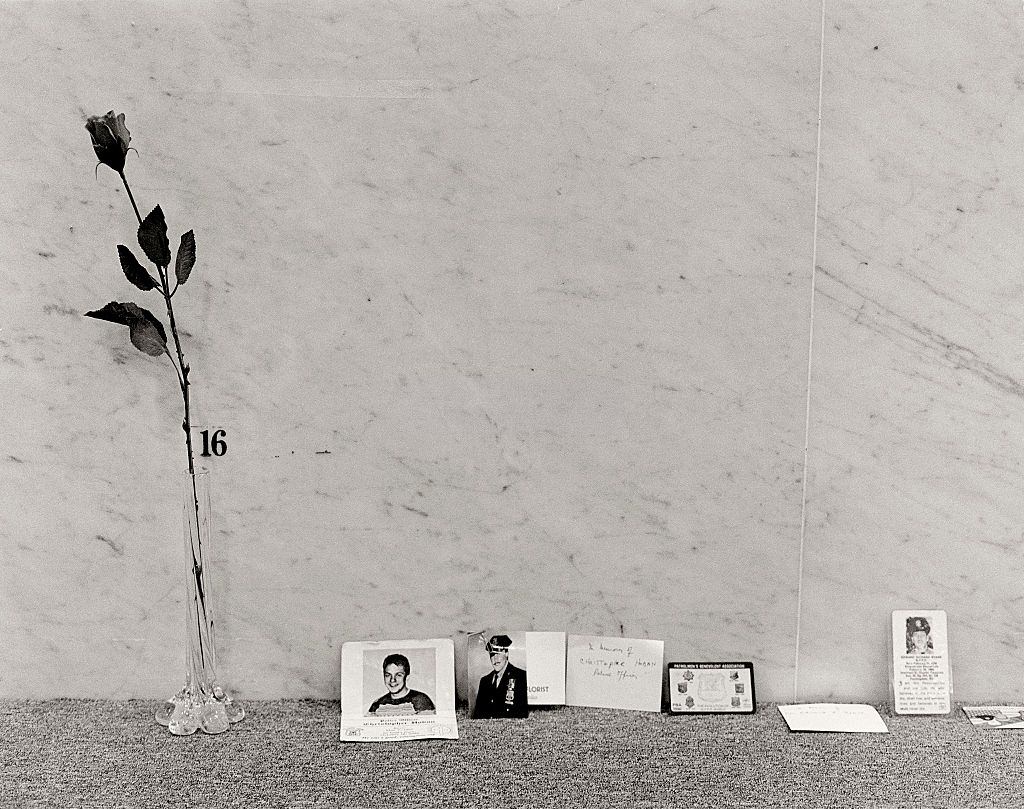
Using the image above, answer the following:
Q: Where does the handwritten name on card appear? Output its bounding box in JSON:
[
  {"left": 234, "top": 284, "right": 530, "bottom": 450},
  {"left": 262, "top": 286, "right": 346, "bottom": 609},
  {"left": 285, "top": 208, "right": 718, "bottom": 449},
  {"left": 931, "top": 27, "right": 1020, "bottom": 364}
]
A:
[{"left": 566, "top": 635, "right": 664, "bottom": 712}]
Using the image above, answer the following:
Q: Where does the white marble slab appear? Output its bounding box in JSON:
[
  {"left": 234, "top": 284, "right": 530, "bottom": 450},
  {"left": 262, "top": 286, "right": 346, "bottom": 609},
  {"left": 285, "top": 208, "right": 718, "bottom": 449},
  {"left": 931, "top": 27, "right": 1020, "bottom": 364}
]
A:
[
  {"left": 1, "top": 1, "right": 819, "bottom": 699},
  {"left": 799, "top": 0, "right": 1024, "bottom": 702}
]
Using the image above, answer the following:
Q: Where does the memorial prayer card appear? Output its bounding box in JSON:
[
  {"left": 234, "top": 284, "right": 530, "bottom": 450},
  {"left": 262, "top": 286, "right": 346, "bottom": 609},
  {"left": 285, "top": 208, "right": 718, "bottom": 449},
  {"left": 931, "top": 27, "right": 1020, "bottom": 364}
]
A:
[
  {"left": 565, "top": 635, "right": 664, "bottom": 712},
  {"left": 890, "top": 609, "right": 952, "bottom": 715},
  {"left": 340, "top": 638, "right": 458, "bottom": 742}
]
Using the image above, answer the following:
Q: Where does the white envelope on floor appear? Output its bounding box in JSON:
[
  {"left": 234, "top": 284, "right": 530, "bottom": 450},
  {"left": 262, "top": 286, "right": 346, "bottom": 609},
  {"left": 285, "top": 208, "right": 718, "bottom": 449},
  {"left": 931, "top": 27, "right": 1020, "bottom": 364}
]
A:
[{"left": 778, "top": 703, "right": 888, "bottom": 733}]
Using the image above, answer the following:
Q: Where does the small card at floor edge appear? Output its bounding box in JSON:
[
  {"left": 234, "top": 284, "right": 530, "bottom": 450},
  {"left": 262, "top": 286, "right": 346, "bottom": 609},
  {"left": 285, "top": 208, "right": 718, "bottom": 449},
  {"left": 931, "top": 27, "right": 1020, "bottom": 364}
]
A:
[{"left": 963, "top": 707, "right": 1024, "bottom": 729}]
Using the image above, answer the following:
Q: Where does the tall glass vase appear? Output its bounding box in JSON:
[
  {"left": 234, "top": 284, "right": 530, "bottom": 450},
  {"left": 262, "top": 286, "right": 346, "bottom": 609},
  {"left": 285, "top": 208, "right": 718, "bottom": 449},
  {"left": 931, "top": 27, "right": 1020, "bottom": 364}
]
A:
[{"left": 155, "top": 469, "right": 245, "bottom": 735}]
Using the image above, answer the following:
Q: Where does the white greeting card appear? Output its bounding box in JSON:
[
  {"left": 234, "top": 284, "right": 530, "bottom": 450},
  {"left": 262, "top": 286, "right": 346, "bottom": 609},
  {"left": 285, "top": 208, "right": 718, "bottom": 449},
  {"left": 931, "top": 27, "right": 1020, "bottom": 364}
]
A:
[
  {"left": 340, "top": 638, "right": 458, "bottom": 742},
  {"left": 565, "top": 635, "right": 663, "bottom": 712}
]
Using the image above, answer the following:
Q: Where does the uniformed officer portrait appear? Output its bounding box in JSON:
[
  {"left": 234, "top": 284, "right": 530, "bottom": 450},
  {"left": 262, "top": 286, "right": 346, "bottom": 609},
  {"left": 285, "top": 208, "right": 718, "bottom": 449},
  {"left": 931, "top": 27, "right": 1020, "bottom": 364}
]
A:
[{"left": 470, "top": 633, "right": 528, "bottom": 719}]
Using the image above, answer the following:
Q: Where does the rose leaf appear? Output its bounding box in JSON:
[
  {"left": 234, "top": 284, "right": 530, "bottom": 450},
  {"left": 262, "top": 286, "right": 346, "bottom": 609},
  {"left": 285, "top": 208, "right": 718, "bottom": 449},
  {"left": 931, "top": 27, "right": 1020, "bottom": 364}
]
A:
[
  {"left": 138, "top": 205, "right": 171, "bottom": 268},
  {"left": 175, "top": 230, "right": 195, "bottom": 286},
  {"left": 118, "top": 244, "right": 159, "bottom": 291}
]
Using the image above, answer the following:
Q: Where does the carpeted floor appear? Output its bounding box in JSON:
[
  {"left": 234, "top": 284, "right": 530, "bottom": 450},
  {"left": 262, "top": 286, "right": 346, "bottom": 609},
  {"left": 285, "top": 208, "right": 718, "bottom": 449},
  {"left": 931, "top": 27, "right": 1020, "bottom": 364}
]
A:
[{"left": 1, "top": 700, "right": 1020, "bottom": 808}]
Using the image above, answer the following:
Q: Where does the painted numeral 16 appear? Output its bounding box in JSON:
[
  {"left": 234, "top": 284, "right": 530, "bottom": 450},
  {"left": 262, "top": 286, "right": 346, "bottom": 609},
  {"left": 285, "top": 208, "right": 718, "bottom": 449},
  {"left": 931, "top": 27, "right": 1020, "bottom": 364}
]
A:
[{"left": 199, "top": 429, "right": 227, "bottom": 457}]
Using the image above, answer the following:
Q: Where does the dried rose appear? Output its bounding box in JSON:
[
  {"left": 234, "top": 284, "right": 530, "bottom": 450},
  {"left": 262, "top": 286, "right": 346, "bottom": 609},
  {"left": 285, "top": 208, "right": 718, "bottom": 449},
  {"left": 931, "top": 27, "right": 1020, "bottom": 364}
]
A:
[{"left": 85, "top": 111, "right": 131, "bottom": 173}]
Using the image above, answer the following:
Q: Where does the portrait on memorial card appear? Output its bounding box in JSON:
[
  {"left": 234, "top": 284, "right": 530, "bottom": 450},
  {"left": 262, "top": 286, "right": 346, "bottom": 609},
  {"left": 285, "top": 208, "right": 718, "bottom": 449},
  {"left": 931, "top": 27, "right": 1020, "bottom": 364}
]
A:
[
  {"left": 364, "top": 647, "right": 437, "bottom": 716},
  {"left": 340, "top": 639, "right": 458, "bottom": 742},
  {"left": 904, "top": 615, "right": 935, "bottom": 655}
]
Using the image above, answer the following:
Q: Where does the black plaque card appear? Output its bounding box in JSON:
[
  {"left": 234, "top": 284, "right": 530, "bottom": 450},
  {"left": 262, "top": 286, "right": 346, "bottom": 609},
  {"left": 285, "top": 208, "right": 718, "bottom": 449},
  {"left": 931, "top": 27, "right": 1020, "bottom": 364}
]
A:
[{"left": 668, "top": 662, "right": 756, "bottom": 714}]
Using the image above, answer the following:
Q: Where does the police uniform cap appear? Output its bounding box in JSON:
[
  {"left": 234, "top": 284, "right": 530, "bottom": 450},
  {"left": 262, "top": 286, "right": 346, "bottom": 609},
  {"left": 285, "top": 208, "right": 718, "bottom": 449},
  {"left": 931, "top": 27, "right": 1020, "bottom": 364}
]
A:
[{"left": 486, "top": 634, "right": 513, "bottom": 652}]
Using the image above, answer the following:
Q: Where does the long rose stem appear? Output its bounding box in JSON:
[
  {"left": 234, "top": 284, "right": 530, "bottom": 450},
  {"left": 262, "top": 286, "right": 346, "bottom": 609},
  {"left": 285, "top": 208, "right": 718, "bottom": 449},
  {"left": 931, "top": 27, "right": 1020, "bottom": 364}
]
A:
[
  {"left": 119, "top": 170, "right": 143, "bottom": 226},
  {"left": 120, "top": 170, "right": 208, "bottom": 676},
  {"left": 119, "top": 172, "right": 196, "bottom": 477}
]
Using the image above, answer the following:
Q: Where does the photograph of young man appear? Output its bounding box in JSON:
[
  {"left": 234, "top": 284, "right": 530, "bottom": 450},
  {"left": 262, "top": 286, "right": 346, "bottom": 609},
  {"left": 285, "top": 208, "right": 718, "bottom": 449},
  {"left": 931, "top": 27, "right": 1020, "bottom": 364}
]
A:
[{"left": 368, "top": 653, "right": 436, "bottom": 715}]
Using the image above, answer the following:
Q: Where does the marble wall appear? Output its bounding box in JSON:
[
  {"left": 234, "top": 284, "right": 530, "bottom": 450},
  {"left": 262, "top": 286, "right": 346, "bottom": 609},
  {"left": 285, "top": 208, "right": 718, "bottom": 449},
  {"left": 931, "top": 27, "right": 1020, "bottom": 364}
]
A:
[
  {"left": 1, "top": 1, "right": 1021, "bottom": 704},
  {"left": 800, "top": 2, "right": 1024, "bottom": 702}
]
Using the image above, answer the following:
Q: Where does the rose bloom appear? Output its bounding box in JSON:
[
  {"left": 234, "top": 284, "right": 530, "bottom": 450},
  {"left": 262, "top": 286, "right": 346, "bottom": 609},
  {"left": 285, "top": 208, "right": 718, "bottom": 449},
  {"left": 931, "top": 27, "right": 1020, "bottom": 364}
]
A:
[{"left": 85, "top": 111, "right": 131, "bottom": 172}]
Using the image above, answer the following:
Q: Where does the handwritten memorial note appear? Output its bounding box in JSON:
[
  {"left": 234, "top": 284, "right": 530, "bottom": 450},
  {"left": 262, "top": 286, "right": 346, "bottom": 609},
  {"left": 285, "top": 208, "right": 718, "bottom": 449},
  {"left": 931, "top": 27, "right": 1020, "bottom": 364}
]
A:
[{"left": 566, "top": 635, "right": 664, "bottom": 712}]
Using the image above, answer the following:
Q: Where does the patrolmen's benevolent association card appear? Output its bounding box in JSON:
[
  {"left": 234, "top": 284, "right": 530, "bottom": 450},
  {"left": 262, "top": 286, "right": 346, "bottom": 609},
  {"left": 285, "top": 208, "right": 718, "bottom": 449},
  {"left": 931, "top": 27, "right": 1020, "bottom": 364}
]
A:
[
  {"left": 668, "top": 663, "right": 755, "bottom": 714},
  {"left": 340, "top": 639, "right": 458, "bottom": 742},
  {"left": 891, "top": 609, "right": 952, "bottom": 715},
  {"left": 565, "top": 635, "right": 663, "bottom": 712}
]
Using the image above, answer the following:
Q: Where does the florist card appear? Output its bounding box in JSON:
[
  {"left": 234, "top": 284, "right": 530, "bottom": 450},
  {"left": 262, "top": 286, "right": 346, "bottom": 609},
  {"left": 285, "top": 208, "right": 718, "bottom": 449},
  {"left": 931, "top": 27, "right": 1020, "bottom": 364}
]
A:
[{"left": 524, "top": 631, "right": 567, "bottom": 706}]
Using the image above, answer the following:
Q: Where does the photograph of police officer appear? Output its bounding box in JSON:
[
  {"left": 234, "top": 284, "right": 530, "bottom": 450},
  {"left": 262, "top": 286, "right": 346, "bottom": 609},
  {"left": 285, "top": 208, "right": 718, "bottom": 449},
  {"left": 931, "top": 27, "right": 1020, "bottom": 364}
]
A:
[{"left": 470, "top": 633, "right": 528, "bottom": 719}]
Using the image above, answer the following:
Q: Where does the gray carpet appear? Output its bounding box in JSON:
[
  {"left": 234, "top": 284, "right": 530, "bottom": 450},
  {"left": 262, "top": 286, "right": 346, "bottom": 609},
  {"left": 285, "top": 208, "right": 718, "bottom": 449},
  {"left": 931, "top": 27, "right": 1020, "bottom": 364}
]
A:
[{"left": 1, "top": 700, "right": 1020, "bottom": 808}]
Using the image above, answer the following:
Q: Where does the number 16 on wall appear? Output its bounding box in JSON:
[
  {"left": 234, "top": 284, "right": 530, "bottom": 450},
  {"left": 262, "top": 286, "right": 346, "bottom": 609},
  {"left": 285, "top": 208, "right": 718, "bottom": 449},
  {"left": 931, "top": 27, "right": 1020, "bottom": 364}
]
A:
[{"left": 193, "top": 428, "right": 228, "bottom": 458}]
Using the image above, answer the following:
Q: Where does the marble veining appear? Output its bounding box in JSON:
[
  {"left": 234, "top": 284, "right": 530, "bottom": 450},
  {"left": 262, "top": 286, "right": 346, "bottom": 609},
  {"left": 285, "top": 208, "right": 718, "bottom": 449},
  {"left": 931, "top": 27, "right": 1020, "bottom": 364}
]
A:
[
  {"left": 798, "top": 0, "right": 1024, "bottom": 701},
  {"left": 6, "top": 0, "right": 1022, "bottom": 704}
]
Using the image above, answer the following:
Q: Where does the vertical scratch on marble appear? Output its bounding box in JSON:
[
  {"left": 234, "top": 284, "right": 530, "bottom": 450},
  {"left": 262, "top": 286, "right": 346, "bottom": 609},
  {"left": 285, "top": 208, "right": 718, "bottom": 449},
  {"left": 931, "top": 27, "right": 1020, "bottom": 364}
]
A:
[{"left": 794, "top": 0, "right": 828, "bottom": 704}]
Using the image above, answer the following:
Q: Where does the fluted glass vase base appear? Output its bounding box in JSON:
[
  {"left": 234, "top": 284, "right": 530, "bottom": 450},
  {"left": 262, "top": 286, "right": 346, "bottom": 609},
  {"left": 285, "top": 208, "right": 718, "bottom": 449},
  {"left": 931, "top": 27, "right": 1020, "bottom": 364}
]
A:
[
  {"left": 156, "top": 469, "right": 243, "bottom": 736},
  {"left": 155, "top": 687, "right": 245, "bottom": 736}
]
